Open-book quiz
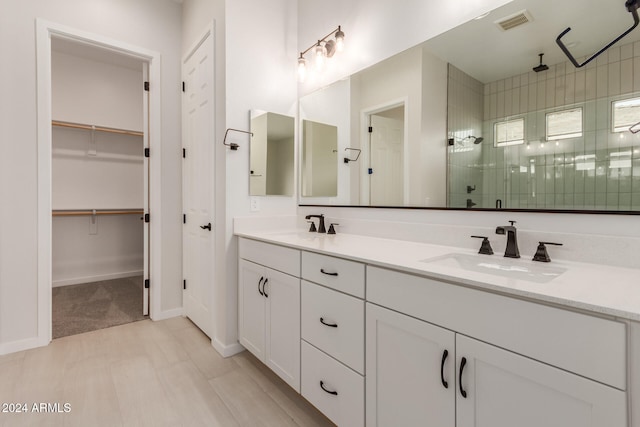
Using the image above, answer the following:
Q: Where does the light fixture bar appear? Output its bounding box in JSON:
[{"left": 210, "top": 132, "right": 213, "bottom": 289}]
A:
[
  {"left": 299, "top": 26, "right": 343, "bottom": 57},
  {"left": 298, "top": 26, "right": 344, "bottom": 82}
]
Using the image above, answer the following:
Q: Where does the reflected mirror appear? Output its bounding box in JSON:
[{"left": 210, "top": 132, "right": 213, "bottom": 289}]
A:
[
  {"left": 301, "top": 119, "right": 338, "bottom": 197},
  {"left": 299, "top": 0, "right": 640, "bottom": 211},
  {"left": 250, "top": 111, "right": 294, "bottom": 196}
]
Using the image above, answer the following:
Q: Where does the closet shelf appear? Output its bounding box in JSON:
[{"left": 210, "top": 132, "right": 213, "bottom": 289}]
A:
[
  {"left": 52, "top": 120, "right": 144, "bottom": 137},
  {"left": 52, "top": 209, "right": 144, "bottom": 217}
]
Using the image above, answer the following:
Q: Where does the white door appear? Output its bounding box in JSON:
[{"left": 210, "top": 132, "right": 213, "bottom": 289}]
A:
[
  {"left": 265, "top": 268, "right": 300, "bottom": 391},
  {"left": 182, "top": 29, "right": 215, "bottom": 337},
  {"left": 238, "top": 260, "right": 267, "bottom": 360},
  {"left": 366, "top": 303, "right": 455, "bottom": 427},
  {"left": 456, "top": 334, "right": 627, "bottom": 427},
  {"left": 369, "top": 109, "right": 404, "bottom": 205}
]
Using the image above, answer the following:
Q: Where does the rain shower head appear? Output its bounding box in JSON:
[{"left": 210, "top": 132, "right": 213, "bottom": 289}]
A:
[
  {"left": 465, "top": 136, "right": 484, "bottom": 144},
  {"left": 533, "top": 53, "right": 549, "bottom": 72}
]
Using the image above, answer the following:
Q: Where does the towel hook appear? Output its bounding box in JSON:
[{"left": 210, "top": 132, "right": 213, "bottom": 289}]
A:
[
  {"left": 557, "top": 0, "right": 640, "bottom": 68},
  {"left": 223, "top": 128, "right": 253, "bottom": 150}
]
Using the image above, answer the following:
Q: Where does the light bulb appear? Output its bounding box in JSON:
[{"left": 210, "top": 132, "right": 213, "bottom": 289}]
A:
[
  {"left": 315, "top": 42, "right": 326, "bottom": 69},
  {"left": 297, "top": 56, "right": 306, "bottom": 82},
  {"left": 335, "top": 27, "right": 345, "bottom": 52}
]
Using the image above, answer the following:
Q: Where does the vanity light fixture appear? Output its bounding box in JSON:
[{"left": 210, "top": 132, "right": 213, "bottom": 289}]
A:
[{"left": 298, "top": 26, "right": 345, "bottom": 82}]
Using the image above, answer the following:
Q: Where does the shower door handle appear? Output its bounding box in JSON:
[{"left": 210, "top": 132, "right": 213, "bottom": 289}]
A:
[{"left": 200, "top": 223, "right": 212, "bottom": 231}]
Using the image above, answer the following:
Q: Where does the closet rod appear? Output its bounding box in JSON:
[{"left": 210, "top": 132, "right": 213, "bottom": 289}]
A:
[
  {"left": 52, "top": 209, "right": 144, "bottom": 217},
  {"left": 52, "top": 120, "right": 144, "bottom": 137}
]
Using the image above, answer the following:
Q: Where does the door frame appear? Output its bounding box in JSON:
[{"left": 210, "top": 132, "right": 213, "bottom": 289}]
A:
[
  {"left": 35, "top": 19, "right": 163, "bottom": 346},
  {"left": 359, "top": 98, "right": 409, "bottom": 205}
]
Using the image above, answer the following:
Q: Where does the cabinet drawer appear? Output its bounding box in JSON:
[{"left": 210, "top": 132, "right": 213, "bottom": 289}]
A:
[
  {"left": 367, "top": 266, "right": 627, "bottom": 390},
  {"left": 239, "top": 238, "right": 300, "bottom": 276},
  {"left": 301, "top": 252, "right": 365, "bottom": 298},
  {"left": 301, "top": 341, "right": 364, "bottom": 427},
  {"left": 302, "top": 280, "right": 365, "bottom": 374}
]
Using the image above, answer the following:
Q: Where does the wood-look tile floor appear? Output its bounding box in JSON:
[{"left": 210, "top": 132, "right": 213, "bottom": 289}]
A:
[{"left": 0, "top": 317, "right": 335, "bottom": 427}]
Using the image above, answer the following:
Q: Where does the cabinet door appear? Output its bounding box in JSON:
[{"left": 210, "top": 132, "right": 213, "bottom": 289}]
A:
[
  {"left": 238, "top": 259, "right": 266, "bottom": 361},
  {"left": 456, "top": 335, "right": 627, "bottom": 427},
  {"left": 366, "top": 303, "right": 455, "bottom": 427},
  {"left": 265, "top": 267, "right": 301, "bottom": 392}
]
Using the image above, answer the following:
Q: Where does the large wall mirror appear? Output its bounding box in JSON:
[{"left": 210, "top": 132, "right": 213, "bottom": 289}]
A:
[
  {"left": 299, "top": 0, "right": 640, "bottom": 212},
  {"left": 250, "top": 110, "right": 295, "bottom": 196}
]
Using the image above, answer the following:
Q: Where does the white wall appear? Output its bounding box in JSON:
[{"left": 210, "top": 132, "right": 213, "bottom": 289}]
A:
[
  {"left": 182, "top": 0, "right": 298, "bottom": 354},
  {"left": 52, "top": 215, "right": 143, "bottom": 286},
  {"left": 420, "top": 47, "right": 448, "bottom": 207},
  {"left": 0, "top": 0, "right": 182, "bottom": 353},
  {"left": 52, "top": 50, "right": 143, "bottom": 131}
]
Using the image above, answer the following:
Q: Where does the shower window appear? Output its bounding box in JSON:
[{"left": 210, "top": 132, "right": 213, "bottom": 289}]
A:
[
  {"left": 546, "top": 107, "right": 582, "bottom": 141},
  {"left": 494, "top": 117, "right": 524, "bottom": 147},
  {"left": 612, "top": 97, "right": 640, "bottom": 132}
]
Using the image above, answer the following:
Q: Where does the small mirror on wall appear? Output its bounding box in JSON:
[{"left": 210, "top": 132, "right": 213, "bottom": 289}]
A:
[
  {"left": 249, "top": 111, "right": 295, "bottom": 196},
  {"left": 301, "top": 119, "right": 338, "bottom": 197}
]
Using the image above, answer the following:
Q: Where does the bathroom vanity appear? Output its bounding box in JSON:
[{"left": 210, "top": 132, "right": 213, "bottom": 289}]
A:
[{"left": 236, "top": 226, "right": 639, "bottom": 426}]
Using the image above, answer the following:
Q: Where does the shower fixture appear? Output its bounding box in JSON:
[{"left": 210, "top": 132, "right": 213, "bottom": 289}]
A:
[
  {"left": 448, "top": 135, "right": 484, "bottom": 146},
  {"left": 466, "top": 136, "right": 484, "bottom": 144},
  {"left": 533, "top": 53, "right": 549, "bottom": 72}
]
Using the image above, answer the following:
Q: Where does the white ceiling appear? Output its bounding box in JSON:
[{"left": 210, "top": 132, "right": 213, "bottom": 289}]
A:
[{"left": 424, "top": 0, "right": 640, "bottom": 83}]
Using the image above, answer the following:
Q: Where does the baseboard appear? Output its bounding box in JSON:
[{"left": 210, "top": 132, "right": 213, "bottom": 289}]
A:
[
  {"left": 212, "top": 337, "right": 245, "bottom": 358},
  {"left": 0, "top": 336, "right": 46, "bottom": 356},
  {"left": 52, "top": 270, "right": 144, "bottom": 287},
  {"left": 151, "top": 307, "right": 184, "bottom": 321}
]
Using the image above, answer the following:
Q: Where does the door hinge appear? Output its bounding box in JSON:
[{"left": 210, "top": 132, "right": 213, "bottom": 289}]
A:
[
  {"left": 368, "top": 126, "right": 373, "bottom": 133},
  {"left": 144, "top": 213, "right": 150, "bottom": 223},
  {"left": 144, "top": 81, "right": 150, "bottom": 91},
  {"left": 368, "top": 168, "right": 373, "bottom": 174},
  {"left": 183, "top": 279, "right": 186, "bottom": 290},
  {"left": 144, "top": 279, "right": 150, "bottom": 289},
  {"left": 183, "top": 148, "right": 186, "bottom": 158},
  {"left": 182, "top": 81, "right": 185, "bottom": 92},
  {"left": 144, "top": 147, "right": 150, "bottom": 157},
  {"left": 183, "top": 214, "right": 186, "bottom": 224}
]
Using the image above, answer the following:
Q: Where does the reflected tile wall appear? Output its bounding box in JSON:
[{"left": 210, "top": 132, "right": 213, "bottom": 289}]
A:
[
  {"left": 449, "top": 40, "right": 640, "bottom": 211},
  {"left": 447, "top": 64, "right": 484, "bottom": 208}
]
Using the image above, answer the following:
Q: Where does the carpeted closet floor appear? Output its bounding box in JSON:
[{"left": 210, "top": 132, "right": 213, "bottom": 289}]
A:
[{"left": 52, "top": 276, "right": 148, "bottom": 339}]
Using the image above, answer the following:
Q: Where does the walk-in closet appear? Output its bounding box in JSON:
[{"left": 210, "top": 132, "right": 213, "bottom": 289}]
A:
[{"left": 50, "top": 38, "right": 148, "bottom": 338}]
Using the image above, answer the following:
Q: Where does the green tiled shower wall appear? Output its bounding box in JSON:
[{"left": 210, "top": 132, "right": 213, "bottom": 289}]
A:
[{"left": 448, "top": 41, "right": 640, "bottom": 211}]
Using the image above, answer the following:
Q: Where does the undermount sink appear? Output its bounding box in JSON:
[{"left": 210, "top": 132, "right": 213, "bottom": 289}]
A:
[{"left": 421, "top": 253, "right": 566, "bottom": 283}]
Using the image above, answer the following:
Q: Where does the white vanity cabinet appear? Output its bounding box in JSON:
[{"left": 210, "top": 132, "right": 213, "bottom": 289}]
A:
[
  {"left": 366, "top": 303, "right": 455, "bottom": 426},
  {"left": 300, "top": 251, "right": 366, "bottom": 427},
  {"left": 456, "top": 334, "right": 626, "bottom": 427},
  {"left": 238, "top": 239, "right": 301, "bottom": 392},
  {"left": 366, "top": 266, "right": 628, "bottom": 427}
]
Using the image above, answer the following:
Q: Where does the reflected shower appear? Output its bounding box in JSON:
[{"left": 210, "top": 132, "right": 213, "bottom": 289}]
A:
[{"left": 465, "top": 136, "right": 484, "bottom": 144}]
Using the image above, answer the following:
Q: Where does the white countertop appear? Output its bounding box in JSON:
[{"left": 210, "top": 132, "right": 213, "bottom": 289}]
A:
[{"left": 235, "top": 229, "right": 640, "bottom": 322}]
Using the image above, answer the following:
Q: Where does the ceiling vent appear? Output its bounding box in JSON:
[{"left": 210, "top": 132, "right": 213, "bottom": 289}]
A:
[{"left": 495, "top": 10, "right": 533, "bottom": 31}]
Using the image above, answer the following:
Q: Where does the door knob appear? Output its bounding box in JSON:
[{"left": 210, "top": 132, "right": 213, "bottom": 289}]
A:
[{"left": 200, "top": 223, "right": 212, "bottom": 231}]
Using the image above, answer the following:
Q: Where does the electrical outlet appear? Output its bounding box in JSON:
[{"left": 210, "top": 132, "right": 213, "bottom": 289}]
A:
[{"left": 250, "top": 197, "right": 260, "bottom": 212}]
